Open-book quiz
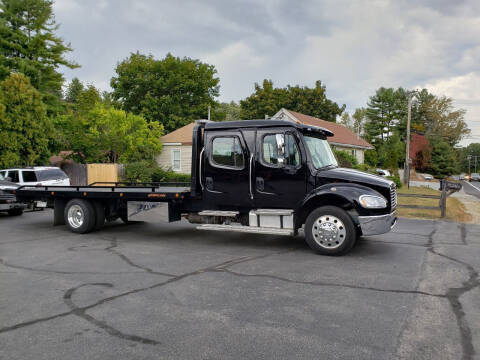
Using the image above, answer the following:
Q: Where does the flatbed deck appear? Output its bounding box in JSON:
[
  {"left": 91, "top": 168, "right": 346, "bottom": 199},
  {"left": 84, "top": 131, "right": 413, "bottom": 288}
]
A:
[{"left": 13, "top": 183, "right": 191, "bottom": 202}]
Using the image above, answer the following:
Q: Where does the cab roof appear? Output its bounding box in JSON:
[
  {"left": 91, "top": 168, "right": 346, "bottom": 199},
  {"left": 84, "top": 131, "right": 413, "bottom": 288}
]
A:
[{"left": 202, "top": 119, "right": 334, "bottom": 137}]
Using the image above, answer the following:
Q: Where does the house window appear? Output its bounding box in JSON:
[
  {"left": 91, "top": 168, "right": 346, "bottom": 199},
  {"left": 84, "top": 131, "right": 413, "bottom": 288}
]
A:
[
  {"left": 171, "top": 149, "right": 181, "bottom": 172},
  {"left": 211, "top": 136, "right": 244, "bottom": 169}
]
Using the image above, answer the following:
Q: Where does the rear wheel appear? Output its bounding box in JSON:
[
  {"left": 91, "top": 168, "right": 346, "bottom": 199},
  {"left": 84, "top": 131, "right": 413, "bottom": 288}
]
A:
[
  {"left": 305, "top": 206, "right": 356, "bottom": 256},
  {"left": 64, "top": 199, "right": 95, "bottom": 234}
]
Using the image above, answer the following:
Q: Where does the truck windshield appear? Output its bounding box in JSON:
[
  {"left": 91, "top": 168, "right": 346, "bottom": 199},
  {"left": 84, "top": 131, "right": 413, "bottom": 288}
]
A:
[{"left": 304, "top": 135, "right": 338, "bottom": 169}]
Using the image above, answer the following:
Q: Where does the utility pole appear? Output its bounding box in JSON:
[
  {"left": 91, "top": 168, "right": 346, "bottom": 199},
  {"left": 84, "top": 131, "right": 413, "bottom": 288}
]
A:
[
  {"left": 208, "top": 106, "right": 211, "bottom": 121},
  {"left": 467, "top": 155, "right": 471, "bottom": 174},
  {"left": 405, "top": 96, "right": 412, "bottom": 188}
]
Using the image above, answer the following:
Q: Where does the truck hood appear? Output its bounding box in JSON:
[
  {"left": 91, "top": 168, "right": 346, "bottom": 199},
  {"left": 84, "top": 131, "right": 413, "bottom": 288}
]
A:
[{"left": 315, "top": 167, "right": 394, "bottom": 200}]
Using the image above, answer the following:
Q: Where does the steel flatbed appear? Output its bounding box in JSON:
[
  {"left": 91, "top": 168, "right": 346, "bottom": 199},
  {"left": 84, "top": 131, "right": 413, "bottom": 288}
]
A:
[{"left": 13, "top": 182, "right": 191, "bottom": 203}]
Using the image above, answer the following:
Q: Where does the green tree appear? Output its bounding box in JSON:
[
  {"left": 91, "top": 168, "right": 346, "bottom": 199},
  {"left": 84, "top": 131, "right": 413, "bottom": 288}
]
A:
[
  {"left": 427, "top": 137, "right": 459, "bottom": 178},
  {"left": 64, "top": 77, "right": 84, "bottom": 103},
  {"left": 0, "top": 0, "right": 79, "bottom": 114},
  {"left": 0, "top": 73, "right": 53, "bottom": 167},
  {"left": 352, "top": 108, "right": 367, "bottom": 136},
  {"left": 457, "top": 143, "right": 480, "bottom": 173},
  {"left": 213, "top": 101, "right": 241, "bottom": 121},
  {"left": 339, "top": 112, "right": 352, "bottom": 129},
  {"left": 239, "top": 79, "right": 345, "bottom": 121},
  {"left": 57, "top": 104, "right": 163, "bottom": 163},
  {"left": 111, "top": 52, "right": 219, "bottom": 132},
  {"left": 364, "top": 87, "right": 406, "bottom": 144}
]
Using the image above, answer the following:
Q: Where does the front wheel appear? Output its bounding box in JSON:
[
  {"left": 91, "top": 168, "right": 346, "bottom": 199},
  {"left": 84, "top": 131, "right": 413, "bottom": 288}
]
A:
[{"left": 305, "top": 206, "right": 356, "bottom": 256}]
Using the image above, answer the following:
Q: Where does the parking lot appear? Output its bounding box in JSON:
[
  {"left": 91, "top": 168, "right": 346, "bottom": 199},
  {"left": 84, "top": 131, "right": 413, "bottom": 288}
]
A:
[{"left": 1, "top": 211, "right": 480, "bottom": 360}]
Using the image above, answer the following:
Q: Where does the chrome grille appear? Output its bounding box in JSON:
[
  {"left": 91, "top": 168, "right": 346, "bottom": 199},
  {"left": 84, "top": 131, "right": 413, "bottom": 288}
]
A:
[{"left": 390, "top": 183, "right": 397, "bottom": 209}]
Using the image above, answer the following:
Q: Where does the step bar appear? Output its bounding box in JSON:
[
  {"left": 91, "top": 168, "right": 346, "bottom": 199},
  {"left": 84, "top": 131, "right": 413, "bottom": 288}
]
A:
[
  {"left": 196, "top": 224, "right": 294, "bottom": 236},
  {"left": 198, "top": 210, "right": 239, "bottom": 217}
]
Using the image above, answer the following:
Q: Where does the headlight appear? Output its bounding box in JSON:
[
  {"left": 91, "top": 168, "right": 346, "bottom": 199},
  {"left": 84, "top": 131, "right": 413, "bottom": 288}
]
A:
[{"left": 359, "top": 195, "right": 387, "bottom": 209}]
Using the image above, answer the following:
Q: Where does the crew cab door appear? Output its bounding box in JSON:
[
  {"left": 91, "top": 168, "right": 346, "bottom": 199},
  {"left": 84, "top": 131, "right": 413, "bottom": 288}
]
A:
[
  {"left": 202, "top": 130, "right": 252, "bottom": 210},
  {"left": 254, "top": 129, "right": 307, "bottom": 209}
]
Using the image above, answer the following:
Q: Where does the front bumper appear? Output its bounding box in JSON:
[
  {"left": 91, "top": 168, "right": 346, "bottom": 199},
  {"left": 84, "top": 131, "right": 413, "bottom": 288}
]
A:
[{"left": 358, "top": 210, "right": 397, "bottom": 236}]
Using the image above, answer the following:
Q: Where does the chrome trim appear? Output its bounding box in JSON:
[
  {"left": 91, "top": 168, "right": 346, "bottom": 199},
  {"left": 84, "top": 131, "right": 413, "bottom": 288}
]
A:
[
  {"left": 198, "top": 210, "right": 239, "bottom": 217},
  {"left": 197, "top": 224, "right": 294, "bottom": 236},
  {"left": 358, "top": 211, "right": 397, "bottom": 236},
  {"left": 199, "top": 148, "right": 205, "bottom": 191},
  {"left": 249, "top": 153, "right": 254, "bottom": 200}
]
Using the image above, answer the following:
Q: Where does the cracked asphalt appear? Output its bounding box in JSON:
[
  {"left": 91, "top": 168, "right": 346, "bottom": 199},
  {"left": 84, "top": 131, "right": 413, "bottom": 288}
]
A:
[{"left": 1, "top": 210, "right": 480, "bottom": 360}]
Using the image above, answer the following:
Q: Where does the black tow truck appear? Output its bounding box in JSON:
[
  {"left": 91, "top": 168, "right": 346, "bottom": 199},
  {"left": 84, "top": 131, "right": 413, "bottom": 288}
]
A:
[{"left": 12, "top": 120, "right": 397, "bottom": 255}]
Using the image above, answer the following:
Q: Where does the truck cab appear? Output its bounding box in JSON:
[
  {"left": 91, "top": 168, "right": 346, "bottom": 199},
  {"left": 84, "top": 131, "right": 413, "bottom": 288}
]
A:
[{"left": 187, "top": 120, "right": 397, "bottom": 255}]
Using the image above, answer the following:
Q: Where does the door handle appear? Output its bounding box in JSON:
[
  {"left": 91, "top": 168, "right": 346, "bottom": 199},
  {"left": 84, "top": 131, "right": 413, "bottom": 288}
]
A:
[
  {"left": 205, "top": 177, "right": 214, "bottom": 190},
  {"left": 256, "top": 177, "right": 264, "bottom": 191}
]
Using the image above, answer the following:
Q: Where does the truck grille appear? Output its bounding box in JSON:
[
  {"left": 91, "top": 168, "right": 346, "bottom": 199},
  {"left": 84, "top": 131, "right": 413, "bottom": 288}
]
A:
[{"left": 390, "top": 184, "right": 397, "bottom": 209}]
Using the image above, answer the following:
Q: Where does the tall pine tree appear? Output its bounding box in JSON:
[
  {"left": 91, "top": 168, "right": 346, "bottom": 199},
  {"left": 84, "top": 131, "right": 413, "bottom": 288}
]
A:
[{"left": 0, "top": 0, "right": 79, "bottom": 114}]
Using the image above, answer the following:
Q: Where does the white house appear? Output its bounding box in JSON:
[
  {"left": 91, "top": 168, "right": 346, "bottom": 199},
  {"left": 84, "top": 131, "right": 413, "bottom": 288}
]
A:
[{"left": 156, "top": 122, "right": 196, "bottom": 173}]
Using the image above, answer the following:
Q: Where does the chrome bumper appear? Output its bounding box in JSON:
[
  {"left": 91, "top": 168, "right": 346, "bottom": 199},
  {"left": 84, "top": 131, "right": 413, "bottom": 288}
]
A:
[{"left": 358, "top": 211, "right": 397, "bottom": 236}]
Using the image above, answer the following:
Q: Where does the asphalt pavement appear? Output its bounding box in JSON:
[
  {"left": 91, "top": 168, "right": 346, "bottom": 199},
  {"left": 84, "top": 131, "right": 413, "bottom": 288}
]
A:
[
  {"left": 462, "top": 180, "right": 480, "bottom": 200},
  {"left": 1, "top": 210, "right": 480, "bottom": 359}
]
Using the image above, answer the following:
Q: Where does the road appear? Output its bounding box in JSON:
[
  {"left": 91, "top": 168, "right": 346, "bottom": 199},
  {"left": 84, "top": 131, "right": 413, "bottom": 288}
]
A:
[
  {"left": 1, "top": 211, "right": 480, "bottom": 359},
  {"left": 462, "top": 180, "right": 480, "bottom": 200}
]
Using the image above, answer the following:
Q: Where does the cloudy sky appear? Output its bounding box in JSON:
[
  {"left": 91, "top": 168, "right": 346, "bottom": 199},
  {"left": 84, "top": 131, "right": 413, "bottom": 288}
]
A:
[{"left": 53, "top": 0, "right": 480, "bottom": 145}]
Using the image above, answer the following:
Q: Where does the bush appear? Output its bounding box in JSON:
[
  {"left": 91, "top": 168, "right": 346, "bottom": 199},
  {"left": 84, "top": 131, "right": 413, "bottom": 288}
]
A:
[
  {"left": 124, "top": 161, "right": 156, "bottom": 183},
  {"left": 334, "top": 149, "right": 358, "bottom": 168},
  {"left": 152, "top": 167, "right": 191, "bottom": 183},
  {"left": 387, "top": 175, "right": 402, "bottom": 189}
]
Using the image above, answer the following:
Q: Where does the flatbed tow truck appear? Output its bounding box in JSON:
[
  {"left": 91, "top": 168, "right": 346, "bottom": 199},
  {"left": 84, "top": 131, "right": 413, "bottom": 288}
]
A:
[{"left": 11, "top": 119, "right": 397, "bottom": 255}]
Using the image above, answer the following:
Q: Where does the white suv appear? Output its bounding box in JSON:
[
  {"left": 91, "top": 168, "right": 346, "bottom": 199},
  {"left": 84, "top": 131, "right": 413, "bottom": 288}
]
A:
[{"left": 0, "top": 167, "right": 70, "bottom": 186}]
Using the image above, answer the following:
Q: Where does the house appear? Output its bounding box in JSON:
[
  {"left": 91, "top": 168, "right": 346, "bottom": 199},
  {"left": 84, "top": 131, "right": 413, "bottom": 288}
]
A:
[
  {"left": 157, "top": 109, "right": 373, "bottom": 172},
  {"left": 272, "top": 109, "right": 373, "bottom": 164},
  {"left": 156, "top": 122, "right": 196, "bottom": 173}
]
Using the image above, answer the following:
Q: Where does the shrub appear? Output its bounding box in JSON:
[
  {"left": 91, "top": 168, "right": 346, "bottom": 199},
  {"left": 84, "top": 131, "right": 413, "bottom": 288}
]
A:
[
  {"left": 152, "top": 167, "right": 191, "bottom": 183},
  {"left": 334, "top": 149, "right": 358, "bottom": 168},
  {"left": 124, "top": 161, "right": 155, "bottom": 183},
  {"left": 387, "top": 175, "right": 402, "bottom": 189}
]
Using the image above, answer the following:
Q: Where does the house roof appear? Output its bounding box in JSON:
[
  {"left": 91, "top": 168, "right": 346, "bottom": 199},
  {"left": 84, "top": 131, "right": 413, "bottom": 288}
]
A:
[
  {"left": 277, "top": 109, "right": 373, "bottom": 149},
  {"left": 161, "top": 122, "right": 197, "bottom": 145}
]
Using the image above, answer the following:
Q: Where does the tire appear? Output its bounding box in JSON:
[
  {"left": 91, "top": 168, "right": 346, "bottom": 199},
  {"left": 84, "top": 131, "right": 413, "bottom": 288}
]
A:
[
  {"left": 8, "top": 208, "right": 23, "bottom": 216},
  {"left": 304, "top": 206, "right": 356, "bottom": 256},
  {"left": 64, "top": 199, "right": 96, "bottom": 234}
]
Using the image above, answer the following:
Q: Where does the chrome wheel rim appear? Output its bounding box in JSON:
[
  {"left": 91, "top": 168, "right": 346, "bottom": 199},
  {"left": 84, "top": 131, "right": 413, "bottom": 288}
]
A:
[
  {"left": 312, "top": 215, "right": 346, "bottom": 249},
  {"left": 67, "top": 204, "right": 84, "bottom": 228}
]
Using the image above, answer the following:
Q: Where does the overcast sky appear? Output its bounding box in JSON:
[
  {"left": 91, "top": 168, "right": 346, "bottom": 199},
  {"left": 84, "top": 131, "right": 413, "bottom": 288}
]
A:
[{"left": 53, "top": 0, "right": 480, "bottom": 145}]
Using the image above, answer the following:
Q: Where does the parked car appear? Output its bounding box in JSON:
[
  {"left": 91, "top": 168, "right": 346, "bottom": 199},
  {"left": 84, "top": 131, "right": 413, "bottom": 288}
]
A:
[
  {"left": 376, "top": 169, "right": 391, "bottom": 177},
  {"left": 0, "top": 173, "right": 25, "bottom": 215},
  {"left": 423, "top": 174, "right": 433, "bottom": 181},
  {"left": 0, "top": 167, "right": 70, "bottom": 186},
  {"left": 459, "top": 173, "right": 468, "bottom": 181},
  {"left": 470, "top": 173, "right": 480, "bottom": 182}
]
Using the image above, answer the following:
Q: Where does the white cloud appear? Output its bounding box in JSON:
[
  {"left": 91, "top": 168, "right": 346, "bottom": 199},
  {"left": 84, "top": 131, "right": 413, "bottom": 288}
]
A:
[
  {"left": 52, "top": 0, "right": 480, "bottom": 145},
  {"left": 421, "top": 72, "right": 480, "bottom": 146}
]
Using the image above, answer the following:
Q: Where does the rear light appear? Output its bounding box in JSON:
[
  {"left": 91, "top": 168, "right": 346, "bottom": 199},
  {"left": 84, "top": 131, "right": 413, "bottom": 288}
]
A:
[
  {"left": 36, "top": 183, "right": 42, "bottom": 186},
  {"left": 69, "top": 179, "right": 71, "bottom": 185}
]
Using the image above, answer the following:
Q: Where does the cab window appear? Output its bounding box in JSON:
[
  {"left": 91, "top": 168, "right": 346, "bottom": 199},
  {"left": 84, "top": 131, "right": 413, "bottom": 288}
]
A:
[
  {"left": 22, "top": 171, "right": 38, "bottom": 182},
  {"left": 262, "top": 133, "right": 300, "bottom": 167},
  {"left": 210, "top": 136, "right": 244, "bottom": 169}
]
